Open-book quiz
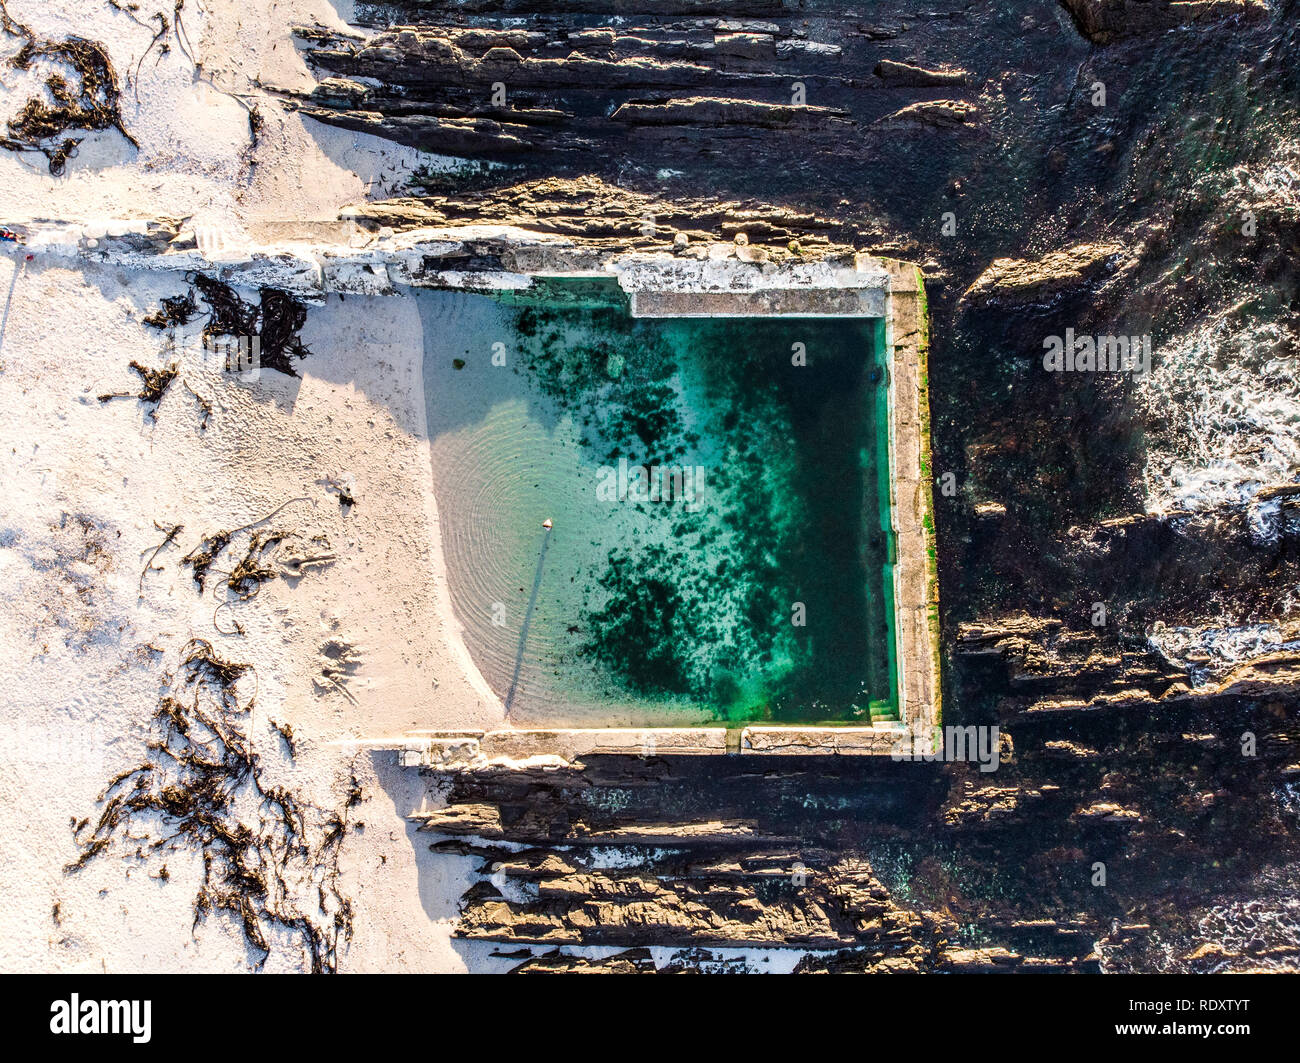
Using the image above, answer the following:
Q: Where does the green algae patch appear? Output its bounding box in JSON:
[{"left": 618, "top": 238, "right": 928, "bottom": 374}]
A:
[{"left": 913, "top": 269, "right": 942, "bottom": 728}]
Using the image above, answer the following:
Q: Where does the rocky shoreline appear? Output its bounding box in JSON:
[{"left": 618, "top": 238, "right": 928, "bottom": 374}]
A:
[{"left": 313, "top": 0, "right": 1300, "bottom": 971}]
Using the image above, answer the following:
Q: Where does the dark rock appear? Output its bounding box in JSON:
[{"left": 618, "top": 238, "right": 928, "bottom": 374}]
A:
[{"left": 1059, "top": 0, "right": 1268, "bottom": 45}]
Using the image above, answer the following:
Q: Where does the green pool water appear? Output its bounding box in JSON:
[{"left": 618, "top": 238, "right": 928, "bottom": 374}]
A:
[{"left": 420, "top": 280, "right": 899, "bottom": 727}]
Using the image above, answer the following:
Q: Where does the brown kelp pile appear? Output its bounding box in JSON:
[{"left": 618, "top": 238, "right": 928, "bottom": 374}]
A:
[
  {"left": 106, "top": 277, "right": 313, "bottom": 431},
  {"left": 96, "top": 358, "right": 178, "bottom": 419},
  {"left": 141, "top": 291, "right": 198, "bottom": 330},
  {"left": 172, "top": 497, "right": 336, "bottom": 635},
  {"left": 180, "top": 528, "right": 233, "bottom": 593},
  {"left": 0, "top": 2, "right": 137, "bottom": 174},
  {"left": 67, "top": 638, "right": 357, "bottom": 972},
  {"left": 190, "top": 274, "right": 313, "bottom": 377}
]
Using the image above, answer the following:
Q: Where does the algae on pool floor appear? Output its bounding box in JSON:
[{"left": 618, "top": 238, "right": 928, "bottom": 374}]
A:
[{"left": 421, "top": 284, "right": 899, "bottom": 727}]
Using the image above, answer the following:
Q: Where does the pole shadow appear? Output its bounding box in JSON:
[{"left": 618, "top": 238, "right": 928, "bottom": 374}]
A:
[{"left": 504, "top": 522, "right": 552, "bottom": 717}]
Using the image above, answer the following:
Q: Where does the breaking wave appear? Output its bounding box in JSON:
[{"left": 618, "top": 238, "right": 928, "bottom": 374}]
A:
[
  {"left": 1147, "top": 621, "right": 1300, "bottom": 686},
  {"left": 1137, "top": 151, "right": 1300, "bottom": 513}
]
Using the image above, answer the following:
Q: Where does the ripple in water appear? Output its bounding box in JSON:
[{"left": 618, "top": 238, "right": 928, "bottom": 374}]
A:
[{"left": 420, "top": 291, "right": 690, "bottom": 725}]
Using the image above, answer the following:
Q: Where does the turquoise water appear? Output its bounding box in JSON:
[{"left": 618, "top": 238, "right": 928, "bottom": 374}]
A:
[{"left": 420, "top": 282, "right": 898, "bottom": 726}]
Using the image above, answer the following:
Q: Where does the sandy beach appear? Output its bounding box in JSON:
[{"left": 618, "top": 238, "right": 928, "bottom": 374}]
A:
[{"left": 0, "top": 0, "right": 507, "bottom": 973}]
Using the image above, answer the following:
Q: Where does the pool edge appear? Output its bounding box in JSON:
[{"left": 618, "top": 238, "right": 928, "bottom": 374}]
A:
[{"left": 400, "top": 255, "right": 942, "bottom": 763}]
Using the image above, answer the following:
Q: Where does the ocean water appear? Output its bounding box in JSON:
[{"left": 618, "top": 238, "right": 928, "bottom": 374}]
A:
[
  {"left": 420, "top": 282, "right": 897, "bottom": 727},
  {"left": 1136, "top": 140, "right": 1300, "bottom": 515},
  {"left": 1139, "top": 311, "right": 1300, "bottom": 513}
]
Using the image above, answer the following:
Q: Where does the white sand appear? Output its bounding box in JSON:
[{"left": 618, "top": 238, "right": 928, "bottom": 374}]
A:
[{"left": 0, "top": 0, "right": 509, "bottom": 972}]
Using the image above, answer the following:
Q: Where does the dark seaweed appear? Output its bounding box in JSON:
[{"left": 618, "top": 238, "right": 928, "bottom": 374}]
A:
[
  {"left": 0, "top": 4, "right": 137, "bottom": 175},
  {"left": 189, "top": 274, "right": 312, "bottom": 377},
  {"left": 142, "top": 291, "right": 199, "bottom": 329},
  {"left": 97, "top": 359, "right": 178, "bottom": 419},
  {"left": 67, "top": 639, "right": 355, "bottom": 972}
]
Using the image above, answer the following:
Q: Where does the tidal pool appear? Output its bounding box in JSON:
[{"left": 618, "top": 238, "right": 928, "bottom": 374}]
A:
[{"left": 420, "top": 280, "right": 898, "bottom": 727}]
